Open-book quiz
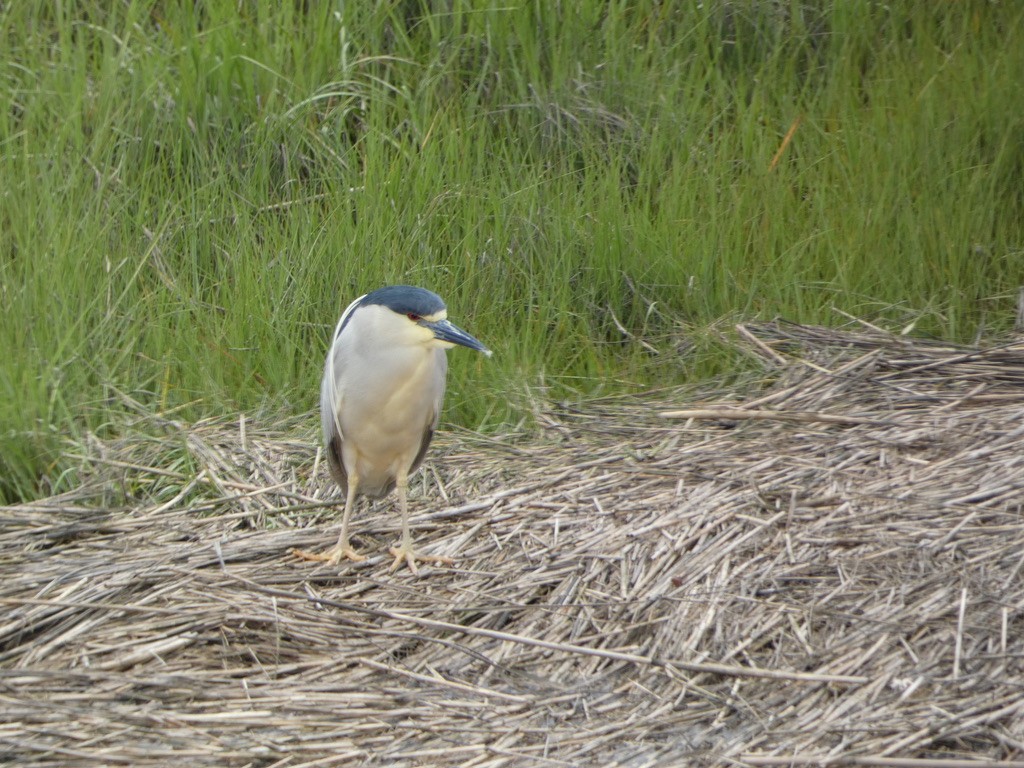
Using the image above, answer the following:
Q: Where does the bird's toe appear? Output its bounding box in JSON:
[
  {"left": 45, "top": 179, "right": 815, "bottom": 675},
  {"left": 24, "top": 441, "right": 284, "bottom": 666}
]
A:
[
  {"left": 387, "top": 545, "right": 454, "bottom": 575},
  {"left": 388, "top": 546, "right": 419, "bottom": 575}
]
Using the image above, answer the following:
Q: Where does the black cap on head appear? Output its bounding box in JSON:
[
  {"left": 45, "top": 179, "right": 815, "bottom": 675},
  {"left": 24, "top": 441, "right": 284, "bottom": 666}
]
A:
[{"left": 361, "top": 285, "right": 446, "bottom": 317}]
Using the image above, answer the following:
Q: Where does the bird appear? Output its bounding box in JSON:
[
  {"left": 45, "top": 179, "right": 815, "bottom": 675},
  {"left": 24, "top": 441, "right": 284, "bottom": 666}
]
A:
[{"left": 293, "top": 285, "right": 490, "bottom": 574}]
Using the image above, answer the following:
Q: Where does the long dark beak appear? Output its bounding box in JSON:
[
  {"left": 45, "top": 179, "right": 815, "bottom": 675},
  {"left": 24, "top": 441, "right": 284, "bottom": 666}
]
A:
[{"left": 426, "top": 319, "right": 492, "bottom": 356}]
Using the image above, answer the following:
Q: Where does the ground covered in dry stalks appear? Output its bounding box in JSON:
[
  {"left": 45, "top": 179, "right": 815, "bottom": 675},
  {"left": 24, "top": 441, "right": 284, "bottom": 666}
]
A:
[{"left": 3, "top": 322, "right": 1024, "bottom": 767}]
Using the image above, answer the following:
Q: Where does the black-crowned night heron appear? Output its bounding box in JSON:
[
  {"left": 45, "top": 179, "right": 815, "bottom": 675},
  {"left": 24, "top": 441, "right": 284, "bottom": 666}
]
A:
[{"left": 293, "top": 285, "right": 490, "bottom": 574}]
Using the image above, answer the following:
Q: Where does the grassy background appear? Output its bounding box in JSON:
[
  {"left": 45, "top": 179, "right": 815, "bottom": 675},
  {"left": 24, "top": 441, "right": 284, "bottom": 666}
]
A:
[{"left": 2, "top": 1, "right": 1022, "bottom": 503}]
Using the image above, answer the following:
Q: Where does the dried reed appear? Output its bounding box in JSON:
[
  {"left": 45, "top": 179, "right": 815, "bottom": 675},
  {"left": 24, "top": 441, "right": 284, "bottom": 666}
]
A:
[{"left": 2, "top": 321, "right": 1023, "bottom": 766}]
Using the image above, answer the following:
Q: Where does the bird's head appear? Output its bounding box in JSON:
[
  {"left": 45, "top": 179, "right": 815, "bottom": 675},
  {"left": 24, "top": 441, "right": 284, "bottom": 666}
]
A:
[{"left": 355, "top": 285, "right": 491, "bottom": 356}]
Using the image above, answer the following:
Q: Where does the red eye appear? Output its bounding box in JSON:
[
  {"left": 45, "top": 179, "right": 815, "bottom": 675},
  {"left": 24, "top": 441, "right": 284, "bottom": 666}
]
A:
[{"left": 407, "top": 313, "right": 421, "bottom": 322}]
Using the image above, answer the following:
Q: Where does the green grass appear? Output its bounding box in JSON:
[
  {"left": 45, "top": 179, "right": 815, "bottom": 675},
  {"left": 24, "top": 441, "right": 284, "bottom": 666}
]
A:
[{"left": 2, "top": 1, "right": 1022, "bottom": 503}]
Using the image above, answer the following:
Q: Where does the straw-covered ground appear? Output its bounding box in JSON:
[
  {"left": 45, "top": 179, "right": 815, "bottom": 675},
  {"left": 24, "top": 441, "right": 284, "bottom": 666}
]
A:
[{"left": 3, "top": 322, "right": 1024, "bottom": 767}]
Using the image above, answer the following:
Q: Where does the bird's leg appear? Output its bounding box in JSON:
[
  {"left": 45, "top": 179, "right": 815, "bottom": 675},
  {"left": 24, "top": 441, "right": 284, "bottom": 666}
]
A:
[
  {"left": 388, "top": 473, "right": 454, "bottom": 575},
  {"left": 292, "top": 475, "right": 366, "bottom": 565},
  {"left": 328, "top": 475, "right": 366, "bottom": 564}
]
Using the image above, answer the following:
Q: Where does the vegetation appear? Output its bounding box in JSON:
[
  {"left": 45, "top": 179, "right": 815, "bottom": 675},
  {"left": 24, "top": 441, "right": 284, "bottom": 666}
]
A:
[{"left": 2, "top": 1, "right": 1022, "bottom": 503}]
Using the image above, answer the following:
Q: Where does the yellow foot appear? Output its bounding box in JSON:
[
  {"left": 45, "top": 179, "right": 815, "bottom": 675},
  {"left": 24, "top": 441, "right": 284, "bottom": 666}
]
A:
[
  {"left": 387, "top": 545, "right": 454, "bottom": 575},
  {"left": 291, "top": 546, "right": 366, "bottom": 566}
]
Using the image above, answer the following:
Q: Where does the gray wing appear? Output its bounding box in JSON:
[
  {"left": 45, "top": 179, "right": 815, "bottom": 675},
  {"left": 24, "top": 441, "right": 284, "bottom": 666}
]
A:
[
  {"left": 319, "top": 299, "right": 364, "bottom": 494},
  {"left": 408, "top": 348, "right": 447, "bottom": 476},
  {"left": 320, "top": 344, "right": 348, "bottom": 493}
]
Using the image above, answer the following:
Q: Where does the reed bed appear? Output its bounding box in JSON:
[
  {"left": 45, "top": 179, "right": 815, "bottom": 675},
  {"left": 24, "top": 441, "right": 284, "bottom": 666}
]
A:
[{"left": 2, "top": 322, "right": 1023, "bottom": 766}]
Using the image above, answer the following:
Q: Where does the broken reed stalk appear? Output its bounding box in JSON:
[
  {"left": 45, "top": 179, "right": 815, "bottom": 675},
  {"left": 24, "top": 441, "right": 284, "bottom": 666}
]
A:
[{"left": 659, "top": 407, "right": 893, "bottom": 426}]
